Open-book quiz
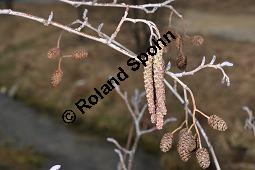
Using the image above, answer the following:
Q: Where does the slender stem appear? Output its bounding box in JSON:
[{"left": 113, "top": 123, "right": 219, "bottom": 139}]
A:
[
  {"left": 171, "top": 120, "right": 186, "bottom": 134},
  {"left": 196, "top": 109, "right": 210, "bottom": 119}
]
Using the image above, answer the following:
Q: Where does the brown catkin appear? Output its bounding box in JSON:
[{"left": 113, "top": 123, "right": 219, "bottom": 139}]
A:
[
  {"left": 51, "top": 68, "right": 63, "bottom": 87},
  {"left": 72, "top": 49, "right": 88, "bottom": 59},
  {"left": 177, "top": 128, "right": 196, "bottom": 162},
  {"left": 208, "top": 115, "right": 227, "bottom": 131},
  {"left": 192, "top": 35, "right": 204, "bottom": 46},
  {"left": 196, "top": 148, "right": 210, "bottom": 169},
  {"left": 153, "top": 48, "right": 167, "bottom": 129},
  {"left": 176, "top": 54, "right": 187, "bottom": 71},
  {"left": 160, "top": 132, "right": 173, "bottom": 152},
  {"left": 144, "top": 55, "right": 156, "bottom": 117},
  {"left": 47, "top": 47, "right": 60, "bottom": 59}
]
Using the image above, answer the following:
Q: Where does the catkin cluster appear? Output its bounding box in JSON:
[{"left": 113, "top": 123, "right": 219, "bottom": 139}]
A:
[{"left": 144, "top": 49, "right": 167, "bottom": 129}]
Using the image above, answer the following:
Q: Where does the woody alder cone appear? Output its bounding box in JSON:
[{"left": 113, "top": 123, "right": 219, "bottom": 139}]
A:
[
  {"left": 177, "top": 54, "right": 187, "bottom": 71},
  {"left": 48, "top": 47, "right": 60, "bottom": 59},
  {"left": 196, "top": 148, "right": 210, "bottom": 169},
  {"left": 208, "top": 115, "right": 227, "bottom": 131},
  {"left": 72, "top": 49, "right": 88, "bottom": 59},
  {"left": 177, "top": 128, "right": 196, "bottom": 162},
  {"left": 160, "top": 132, "right": 173, "bottom": 152}
]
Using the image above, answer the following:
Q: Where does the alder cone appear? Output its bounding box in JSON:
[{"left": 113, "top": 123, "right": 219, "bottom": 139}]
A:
[
  {"left": 177, "top": 128, "right": 196, "bottom": 161},
  {"left": 51, "top": 68, "right": 63, "bottom": 87},
  {"left": 144, "top": 55, "right": 156, "bottom": 117},
  {"left": 208, "top": 115, "right": 227, "bottom": 131},
  {"left": 177, "top": 54, "right": 187, "bottom": 71},
  {"left": 72, "top": 49, "right": 88, "bottom": 59},
  {"left": 48, "top": 47, "right": 60, "bottom": 59},
  {"left": 160, "top": 132, "right": 173, "bottom": 152},
  {"left": 196, "top": 148, "right": 210, "bottom": 169}
]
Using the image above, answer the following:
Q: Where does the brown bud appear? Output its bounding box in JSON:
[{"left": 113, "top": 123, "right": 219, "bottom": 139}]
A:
[
  {"left": 208, "top": 115, "right": 227, "bottom": 131},
  {"left": 72, "top": 49, "right": 88, "bottom": 59},
  {"left": 196, "top": 148, "right": 210, "bottom": 169},
  {"left": 176, "top": 54, "right": 187, "bottom": 71},
  {"left": 160, "top": 132, "right": 173, "bottom": 152},
  {"left": 47, "top": 47, "right": 60, "bottom": 59},
  {"left": 192, "top": 35, "right": 204, "bottom": 46},
  {"left": 51, "top": 68, "right": 63, "bottom": 87},
  {"left": 177, "top": 128, "right": 196, "bottom": 161}
]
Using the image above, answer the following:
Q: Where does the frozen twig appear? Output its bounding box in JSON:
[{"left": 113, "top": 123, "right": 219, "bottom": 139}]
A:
[
  {"left": 59, "top": 0, "right": 182, "bottom": 18},
  {"left": 110, "top": 86, "right": 176, "bottom": 170},
  {"left": 172, "top": 55, "right": 233, "bottom": 86}
]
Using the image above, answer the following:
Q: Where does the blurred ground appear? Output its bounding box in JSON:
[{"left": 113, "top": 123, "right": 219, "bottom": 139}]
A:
[{"left": 0, "top": 0, "right": 255, "bottom": 170}]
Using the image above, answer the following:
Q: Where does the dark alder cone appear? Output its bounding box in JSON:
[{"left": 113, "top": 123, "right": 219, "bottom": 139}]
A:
[
  {"left": 160, "top": 132, "right": 173, "bottom": 152},
  {"left": 72, "top": 49, "right": 88, "bottom": 59},
  {"left": 153, "top": 49, "right": 167, "bottom": 129},
  {"left": 144, "top": 55, "right": 156, "bottom": 117},
  {"left": 48, "top": 47, "right": 60, "bottom": 59},
  {"left": 176, "top": 54, "right": 187, "bottom": 71},
  {"left": 192, "top": 35, "right": 204, "bottom": 46},
  {"left": 196, "top": 148, "right": 210, "bottom": 169},
  {"left": 177, "top": 128, "right": 196, "bottom": 161},
  {"left": 208, "top": 115, "right": 227, "bottom": 131}
]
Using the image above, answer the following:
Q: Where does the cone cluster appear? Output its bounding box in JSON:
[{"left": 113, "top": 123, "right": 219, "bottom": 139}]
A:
[
  {"left": 144, "top": 49, "right": 167, "bottom": 129},
  {"left": 159, "top": 128, "right": 212, "bottom": 169}
]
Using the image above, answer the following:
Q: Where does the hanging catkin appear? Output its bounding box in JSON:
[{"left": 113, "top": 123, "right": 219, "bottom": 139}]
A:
[
  {"left": 144, "top": 48, "right": 167, "bottom": 129},
  {"left": 153, "top": 48, "right": 167, "bottom": 129},
  {"left": 144, "top": 55, "right": 156, "bottom": 116}
]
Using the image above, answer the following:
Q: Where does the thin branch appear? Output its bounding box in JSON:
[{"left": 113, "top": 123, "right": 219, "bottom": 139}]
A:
[{"left": 59, "top": 0, "right": 183, "bottom": 18}]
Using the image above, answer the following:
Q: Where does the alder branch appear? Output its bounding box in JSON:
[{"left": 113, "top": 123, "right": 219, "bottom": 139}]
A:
[
  {"left": 110, "top": 86, "right": 176, "bottom": 170},
  {"left": 172, "top": 55, "right": 234, "bottom": 86},
  {"left": 59, "top": 0, "right": 182, "bottom": 18},
  {"left": 0, "top": 9, "right": 137, "bottom": 59}
]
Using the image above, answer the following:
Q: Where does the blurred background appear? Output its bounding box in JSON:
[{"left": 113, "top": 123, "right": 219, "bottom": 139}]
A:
[{"left": 0, "top": 0, "right": 255, "bottom": 169}]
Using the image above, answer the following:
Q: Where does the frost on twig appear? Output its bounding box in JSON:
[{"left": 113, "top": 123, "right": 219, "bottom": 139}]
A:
[
  {"left": 172, "top": 55, "right": 233, "bottom": 86},
  {"left": 243, "top": 106, "right": 255, "bottom": 136}
]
